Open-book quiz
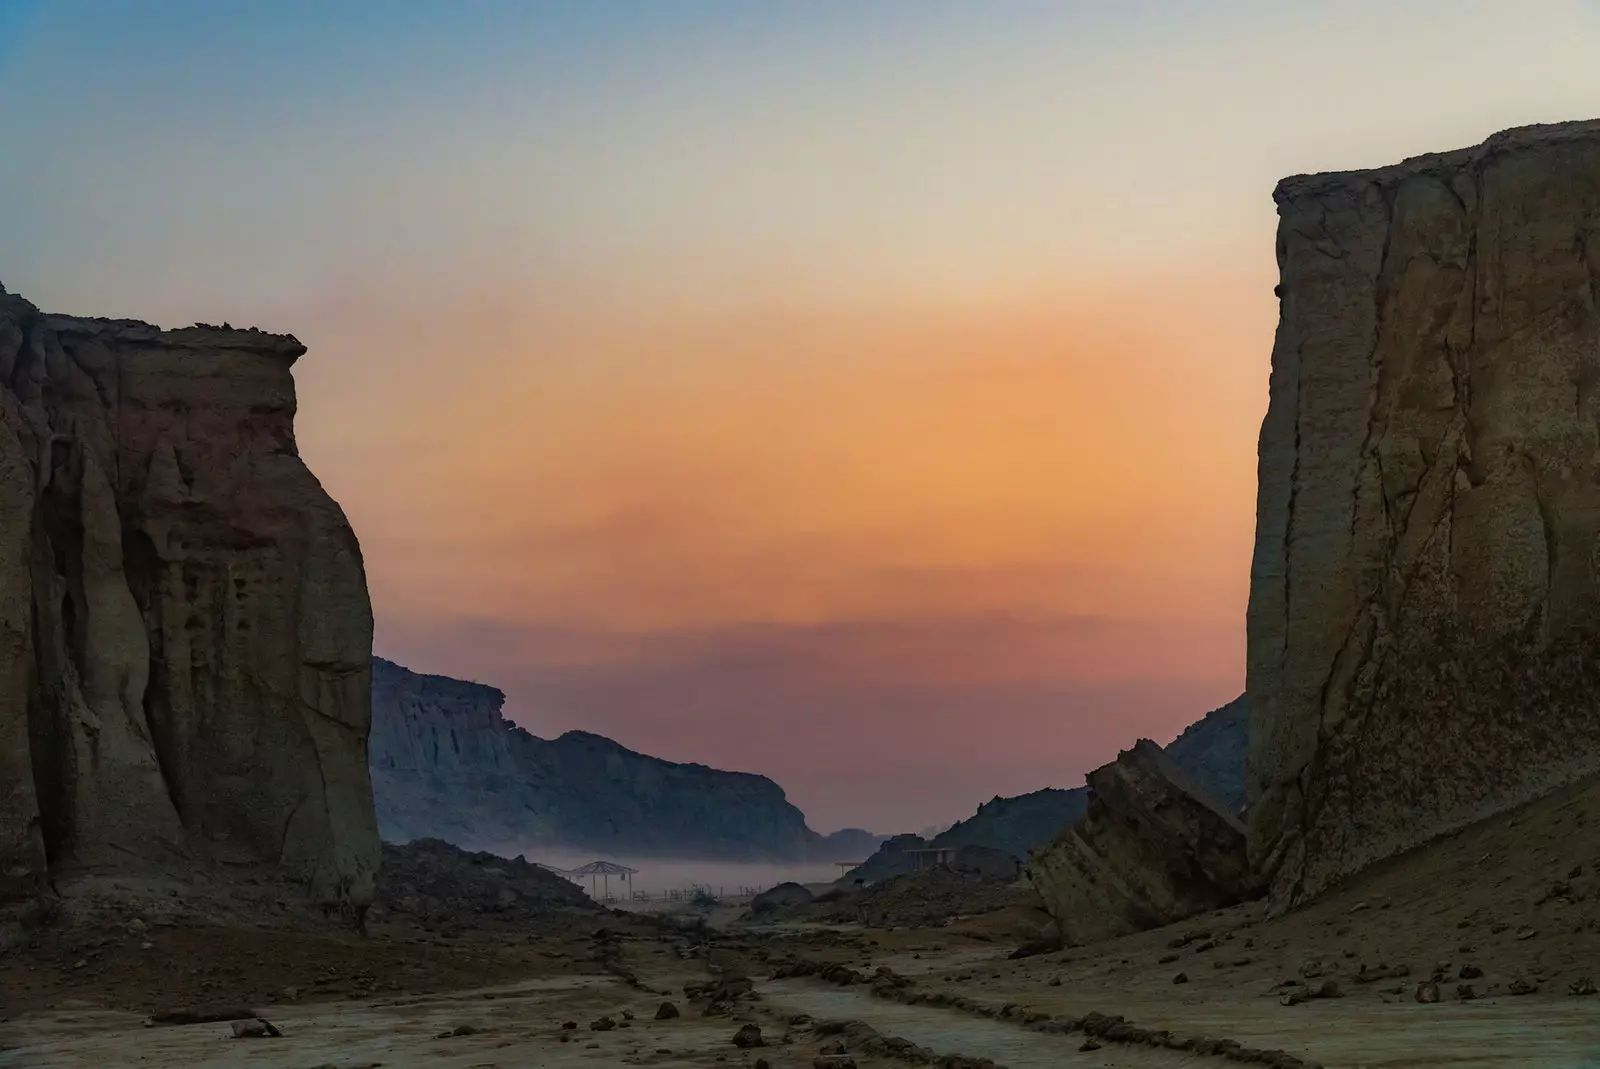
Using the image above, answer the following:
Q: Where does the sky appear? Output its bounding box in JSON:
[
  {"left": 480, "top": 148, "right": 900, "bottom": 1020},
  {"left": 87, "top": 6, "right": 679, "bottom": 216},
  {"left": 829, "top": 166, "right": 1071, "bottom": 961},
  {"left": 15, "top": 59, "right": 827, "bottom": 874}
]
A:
[{"left": 2, "top": 1, "right": 1599, "bottom": 832}]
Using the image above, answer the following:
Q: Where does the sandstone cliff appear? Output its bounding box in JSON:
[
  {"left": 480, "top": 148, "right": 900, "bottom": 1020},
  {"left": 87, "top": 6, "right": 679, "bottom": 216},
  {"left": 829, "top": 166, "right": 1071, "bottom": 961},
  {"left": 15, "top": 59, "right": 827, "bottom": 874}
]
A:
[
  {"left": 0, "top": 287, "right": 378, "bottom": 911},
  {"left": 1249, "top": 118, "right": 1600, "bottom": 906},
  {"left": 369, "top": 657, "right": 819, "bottom": 859}
]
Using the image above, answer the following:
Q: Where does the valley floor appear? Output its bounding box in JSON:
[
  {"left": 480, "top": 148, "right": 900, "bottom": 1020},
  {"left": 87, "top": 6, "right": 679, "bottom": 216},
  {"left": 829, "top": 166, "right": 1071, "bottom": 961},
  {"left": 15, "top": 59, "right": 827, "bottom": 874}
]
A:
[{"left": 7, "top": 776, "right": 1600, "bottom": 1068}]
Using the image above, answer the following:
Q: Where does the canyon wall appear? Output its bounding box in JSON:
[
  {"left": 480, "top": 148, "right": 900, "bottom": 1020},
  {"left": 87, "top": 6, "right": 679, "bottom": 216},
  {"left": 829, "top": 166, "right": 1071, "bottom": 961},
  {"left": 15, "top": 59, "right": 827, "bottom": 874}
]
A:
[
  {"left": 369, "top": 657, "right": 821, "bottom": 859},
  {"left": 1248, "top": 119, "right": 1600, "bottom": 906},
  {"left": 0, "top": 287, "right": 377, "bottom": 910}
]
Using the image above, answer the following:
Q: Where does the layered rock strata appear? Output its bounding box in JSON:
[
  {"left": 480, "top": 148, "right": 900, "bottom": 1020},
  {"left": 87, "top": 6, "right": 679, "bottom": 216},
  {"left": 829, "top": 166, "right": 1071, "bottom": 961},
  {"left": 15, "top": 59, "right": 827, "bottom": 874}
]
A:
[
  {"left": 0, "top": 287, "right": 377, "bottom": 910},
  {"left": 1024, "top": 741, "right": 1260, "bottom": 944},
  {"left": 1248, "top": 119, "right": 1600, "bottom": 905}
]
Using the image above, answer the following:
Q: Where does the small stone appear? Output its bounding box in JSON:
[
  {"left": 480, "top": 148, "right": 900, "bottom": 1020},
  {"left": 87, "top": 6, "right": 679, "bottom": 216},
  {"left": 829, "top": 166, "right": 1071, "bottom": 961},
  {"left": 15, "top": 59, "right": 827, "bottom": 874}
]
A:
[
  {"left": 1569, "top": 977, "right": 1598, "bottom": 996},
  {"left": 1459, "top": 965, "right": 1483, "bottom": 980},
  {"left": 231, "top": 1018, "right": 282, "bottom": 1039},
  {"left": 1159, "top": 953, "right": 1179, "bottom": 964},
  {"left": 1509, "top": 979, "right": 1538, "bottom": 995},
  {"left": 1047, "top": 977, "right": 1061, "bottom": 986},
  {"left": 732, "top": 1023, "right": 764, "bottom": 1048},
  {"left": 1456, "top": 984, "right": 1476, "bottom": 1001},
  {"left": 1515, "top": 926, "right": 1538, "bottom": 941},
  {"left": 1079, "top": 1039, "right": 1102, "bottom": 1052},
  {"left": 590, "top": 1016, "right": 617, "bottom": 1032},
  {"left": 655, "top": 1002, "right": 680, "bottom": 1020},
  {"left": 1173, "top": 972, "right": 1189, "bottom": 984},
  {"left": 1416, "top": 981, "right": 1441, "bottom": 1004},
  {"left": 562, "top": 1021, "right": 577, "bottom": 1030}
]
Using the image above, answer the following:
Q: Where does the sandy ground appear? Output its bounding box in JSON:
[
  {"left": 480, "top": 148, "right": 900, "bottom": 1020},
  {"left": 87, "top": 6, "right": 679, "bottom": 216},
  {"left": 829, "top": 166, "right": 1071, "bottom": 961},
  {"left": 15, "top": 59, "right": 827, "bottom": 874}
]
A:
[{"left": 8, "top": 778, "right": 1600, "bottom": 1068}]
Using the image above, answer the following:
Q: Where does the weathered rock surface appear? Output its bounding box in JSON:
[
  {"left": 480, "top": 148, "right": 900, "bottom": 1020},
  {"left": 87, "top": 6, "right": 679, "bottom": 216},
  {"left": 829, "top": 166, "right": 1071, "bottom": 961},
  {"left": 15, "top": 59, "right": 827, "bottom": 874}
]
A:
[
  {"left": 369, "top": 657, "right": 821, "bottom": 859},
  {"left": 0, "top": 287, "right": 377, "bottom": 911},
  {"left": 1024, "top": 740, "right": 1261, "bottom": 944},
  {"left": 1248, "top": 118, "right": 1600, "bottom": 906}
]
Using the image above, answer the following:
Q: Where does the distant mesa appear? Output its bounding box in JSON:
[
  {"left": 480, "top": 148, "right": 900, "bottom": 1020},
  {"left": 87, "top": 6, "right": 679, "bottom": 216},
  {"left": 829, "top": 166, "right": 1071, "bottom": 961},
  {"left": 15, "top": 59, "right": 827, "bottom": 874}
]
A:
[
  {"left": 368, "top": 656, "right": 875, "bottom": 861},
  {"left": 842, "top": 694, "right": 1247, "bottom": 887}
]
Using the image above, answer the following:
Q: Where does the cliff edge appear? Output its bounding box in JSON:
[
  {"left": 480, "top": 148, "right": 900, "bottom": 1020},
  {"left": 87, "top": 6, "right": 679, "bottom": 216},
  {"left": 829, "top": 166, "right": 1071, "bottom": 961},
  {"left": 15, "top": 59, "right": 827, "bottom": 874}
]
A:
[
  {"left": 1249, "top": 118, "right": 1600, "bottom": 905},
  {"left": 0, "top": 287, "right": 378, "bottom": 912}
]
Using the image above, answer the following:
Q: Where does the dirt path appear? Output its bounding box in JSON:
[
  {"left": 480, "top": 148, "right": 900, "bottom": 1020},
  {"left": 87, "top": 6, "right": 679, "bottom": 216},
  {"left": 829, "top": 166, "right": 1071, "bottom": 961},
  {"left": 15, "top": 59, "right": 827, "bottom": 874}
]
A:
[
  {"left": 760, "top": 980, "right": 1210, "bottom": 1067},
  {"left": 761, "top": 975, "right": 1600, "bottom": 1068}
]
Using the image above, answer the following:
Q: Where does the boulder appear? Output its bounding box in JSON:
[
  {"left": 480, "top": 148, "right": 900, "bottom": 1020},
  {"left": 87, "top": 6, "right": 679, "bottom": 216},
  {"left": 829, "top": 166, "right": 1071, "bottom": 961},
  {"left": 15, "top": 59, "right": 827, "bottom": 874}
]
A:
[
  {"left": 1249, "top": 118, "right": 1600, "bottom": 906},
  {"left": 1025, "top": 740, "right": 1261, "bottom": 944},
  {"left": 0, "top": 289, "right": 377, "bottom": 910}
]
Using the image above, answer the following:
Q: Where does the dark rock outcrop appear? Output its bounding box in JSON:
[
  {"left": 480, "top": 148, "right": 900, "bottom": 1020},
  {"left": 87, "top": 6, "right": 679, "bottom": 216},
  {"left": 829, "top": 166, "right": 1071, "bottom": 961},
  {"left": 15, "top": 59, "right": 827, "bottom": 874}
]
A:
[
  {"left": 1249, "top": 119, "right": 1600, "bottom": 906},
  {"left": 1024, "top": 740, "right": 1262, "bottom": 944},
  {"left": 0, "top": 288, "right": 377, "bottom": 911},
  {"left": 374, "top": 837, "right": 600, "bottom": 929},
  {"left": 749, "top": 881, "right": 814, "bottom": 915},
  {"left": 369, "top": 657, "right": 819, "bottom": 859}
]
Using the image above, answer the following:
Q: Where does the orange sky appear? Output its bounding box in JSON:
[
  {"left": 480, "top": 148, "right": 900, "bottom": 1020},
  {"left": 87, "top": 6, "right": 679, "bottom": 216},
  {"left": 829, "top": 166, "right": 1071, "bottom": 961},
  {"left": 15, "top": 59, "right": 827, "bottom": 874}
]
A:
[{"left": 5, "top": 1, "right": 1599, "bottom": 829}]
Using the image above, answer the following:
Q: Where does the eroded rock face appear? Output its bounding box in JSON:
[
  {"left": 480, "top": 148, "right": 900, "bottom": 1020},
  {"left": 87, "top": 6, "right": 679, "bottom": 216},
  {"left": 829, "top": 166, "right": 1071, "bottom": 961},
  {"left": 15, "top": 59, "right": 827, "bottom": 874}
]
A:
[
  {"left": 0, "top": 287, "right": 377, "bottom": 909},
  {"left": 1249, "top": 119, "right": 1600, "bottom": 906},
  {"left": 1025, "top": 740, "right": 1260, "bottom": 945}
]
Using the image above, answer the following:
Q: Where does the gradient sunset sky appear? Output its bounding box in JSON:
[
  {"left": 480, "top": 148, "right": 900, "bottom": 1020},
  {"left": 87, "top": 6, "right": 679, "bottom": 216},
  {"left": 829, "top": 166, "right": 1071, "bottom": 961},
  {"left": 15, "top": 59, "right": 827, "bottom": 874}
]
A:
[{"left": 3, "top": 1, "right": 1598, "bottom": 832}]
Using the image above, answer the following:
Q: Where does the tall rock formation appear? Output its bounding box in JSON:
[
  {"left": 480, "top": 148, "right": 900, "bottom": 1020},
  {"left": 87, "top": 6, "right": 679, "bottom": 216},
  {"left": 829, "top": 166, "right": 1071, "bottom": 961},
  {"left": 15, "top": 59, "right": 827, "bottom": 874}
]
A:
[
  {"left": 1249, "top": 119, "right": 1600, "bottom": 906},
  {"left": 369, "top": 657, "right": 819, "bottom": 859},
  {"left": 0, "top": 288, "right": 377, "bottom": 910}
]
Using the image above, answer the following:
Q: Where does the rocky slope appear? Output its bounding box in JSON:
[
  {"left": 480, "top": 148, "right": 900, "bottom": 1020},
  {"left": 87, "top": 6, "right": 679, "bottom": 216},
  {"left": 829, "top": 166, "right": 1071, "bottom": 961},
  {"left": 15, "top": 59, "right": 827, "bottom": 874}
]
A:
[
  {"left": 369, "top": 657, "right": 819, "bottom": 859},
  {"left": 1164, "top": 694, "right": 1248, "bottom": 815},
  {"left": 931, "top": 788, "right": 1089, "bottom": 861},
  {"left": 1248, "top": 118, "right": 1600, "bottom": 906},
  {"left": 1025, "top": 739, "right": 1261, "bottom": 943},
  {"left": 845, "top": 694, "right": 1247, "bottom": 882},
  {"left": 0, "top": 287, "right": 377, "bottom": 912}
]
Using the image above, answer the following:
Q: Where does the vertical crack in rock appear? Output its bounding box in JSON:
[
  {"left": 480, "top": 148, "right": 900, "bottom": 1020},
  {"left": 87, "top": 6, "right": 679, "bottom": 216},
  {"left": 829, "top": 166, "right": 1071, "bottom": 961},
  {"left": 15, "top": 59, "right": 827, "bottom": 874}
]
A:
[
  {"left": 1250, "top": 118, "right": 1600, "bottom": 907},
  {"left": 0, "top": 289, "right": 378, "bottom": 912}
]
